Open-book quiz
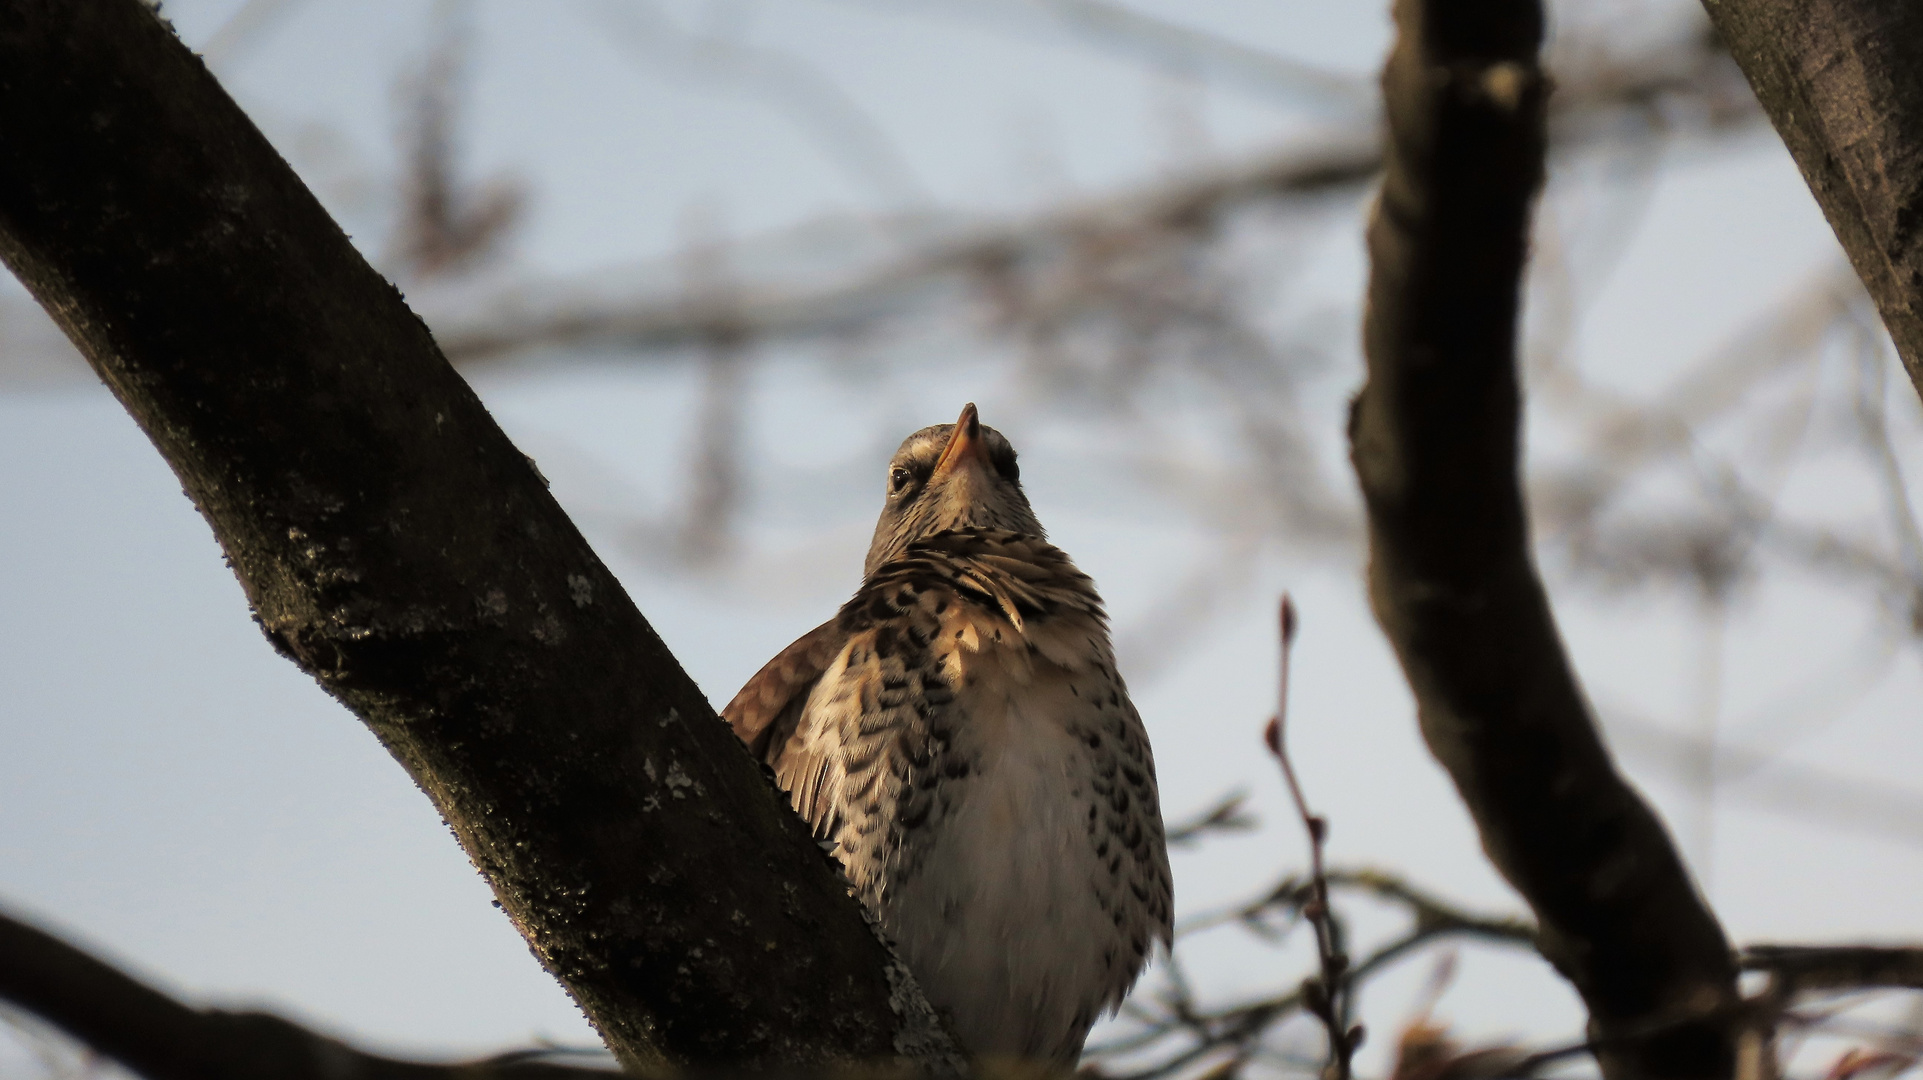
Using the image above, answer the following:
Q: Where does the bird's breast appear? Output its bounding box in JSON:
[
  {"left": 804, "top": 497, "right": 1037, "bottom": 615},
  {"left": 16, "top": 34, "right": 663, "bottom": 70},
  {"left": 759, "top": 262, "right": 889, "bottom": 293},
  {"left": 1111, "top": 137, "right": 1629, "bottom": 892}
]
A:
[
  {"left": 879, "top": 642, "right": 1154, "bottom": 1061},
  {"left": 767, "top": 534, "right": 1172, "bottom": 1065}
]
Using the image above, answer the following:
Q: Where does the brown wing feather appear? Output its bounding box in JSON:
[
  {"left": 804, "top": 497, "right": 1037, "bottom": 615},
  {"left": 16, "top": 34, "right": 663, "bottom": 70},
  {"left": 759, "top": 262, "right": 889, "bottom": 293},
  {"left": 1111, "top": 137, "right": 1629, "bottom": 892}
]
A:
[{"left": 720, "top": 619, "right": 846, "bottom": 758}]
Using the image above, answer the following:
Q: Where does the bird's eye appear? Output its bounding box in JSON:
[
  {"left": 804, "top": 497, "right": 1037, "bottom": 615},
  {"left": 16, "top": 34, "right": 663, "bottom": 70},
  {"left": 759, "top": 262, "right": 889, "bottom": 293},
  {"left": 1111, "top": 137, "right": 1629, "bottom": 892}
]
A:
[{"left": 889, "top": 467, "right": 912, "bottom": 494}]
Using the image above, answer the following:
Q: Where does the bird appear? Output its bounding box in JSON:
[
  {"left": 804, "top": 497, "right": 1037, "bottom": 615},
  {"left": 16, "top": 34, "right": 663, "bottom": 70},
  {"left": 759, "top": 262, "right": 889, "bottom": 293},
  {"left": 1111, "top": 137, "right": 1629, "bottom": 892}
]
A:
[{"left": 722, "top": 403, "right": 1173, "bottom": 1068}]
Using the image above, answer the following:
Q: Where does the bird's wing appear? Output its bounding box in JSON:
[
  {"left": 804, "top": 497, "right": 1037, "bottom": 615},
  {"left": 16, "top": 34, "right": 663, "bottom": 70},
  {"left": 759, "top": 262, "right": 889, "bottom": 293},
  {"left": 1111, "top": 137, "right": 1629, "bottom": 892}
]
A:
[
  {"left": 770, "top": 559, "right": 982, "bottom": 874},
  {"left": 720, "top": 618, "right": 846, "bottom": 758},
  {"left": 724, "top": 529, "right": 1112, "bottom": 857}
]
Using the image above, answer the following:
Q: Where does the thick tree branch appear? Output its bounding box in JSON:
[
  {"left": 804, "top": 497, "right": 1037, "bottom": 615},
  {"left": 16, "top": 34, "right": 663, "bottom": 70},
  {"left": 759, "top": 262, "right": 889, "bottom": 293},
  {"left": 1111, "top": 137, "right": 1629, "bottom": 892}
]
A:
[
  {"left": 0, "top": 907, "right": 621, "bottom": 1080},
  {"left": 0, "top": 2, "right": 955, "bottom": 1073},
  {"left": 1696, "top": 0, "right": 1923, "bottom": 404},
  {"left": 1349, "top": 2, "right": 1738, "bottom": 1080},
  {"left": 1740, "top": 945, "right": 1923, "bottom": 994}
]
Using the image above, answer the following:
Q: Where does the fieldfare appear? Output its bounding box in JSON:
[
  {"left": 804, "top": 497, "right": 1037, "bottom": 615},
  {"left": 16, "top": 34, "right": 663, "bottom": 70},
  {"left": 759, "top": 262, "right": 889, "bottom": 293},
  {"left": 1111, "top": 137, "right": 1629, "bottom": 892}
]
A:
[{"left": 723, "top": 404, "right": 1174, "bottom": 1067}]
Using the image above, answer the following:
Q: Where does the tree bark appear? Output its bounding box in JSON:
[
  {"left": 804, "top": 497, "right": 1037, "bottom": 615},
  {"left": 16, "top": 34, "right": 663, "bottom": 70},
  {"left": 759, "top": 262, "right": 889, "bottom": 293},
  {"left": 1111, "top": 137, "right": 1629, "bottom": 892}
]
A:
[
  {"left": 0, "top": 907, "right": 621, "bottom": 1080},
  {"left": 1697, "top": 0, "right": 1923, "bottom": 404},
  {"left": 0, "top": 2, "right": 955, "bottom": 1073},
  {"left": 1350, "top": 2, "right": 1739, "bottom": 1079}
]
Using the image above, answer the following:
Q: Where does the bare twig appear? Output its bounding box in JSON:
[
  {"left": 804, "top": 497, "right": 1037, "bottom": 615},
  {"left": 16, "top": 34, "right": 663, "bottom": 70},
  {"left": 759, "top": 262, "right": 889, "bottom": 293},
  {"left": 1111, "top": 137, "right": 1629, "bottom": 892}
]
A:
[
  {"left": 1164, "top": 790, "right": 1259, "bottom": 849},
  {"left": 1086, "top": 863, "right": 1536, "bottom": 1080},
  {"left": 1261, "top": 595, "right": 1362, "bottom": 1080}
]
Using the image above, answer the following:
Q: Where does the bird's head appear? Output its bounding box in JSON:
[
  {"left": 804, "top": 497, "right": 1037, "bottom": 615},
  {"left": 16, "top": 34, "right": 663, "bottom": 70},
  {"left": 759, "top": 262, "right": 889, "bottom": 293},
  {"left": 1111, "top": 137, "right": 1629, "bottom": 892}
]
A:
[{"left": 864, "top": 403, "right": 1042, "bottom": 576}]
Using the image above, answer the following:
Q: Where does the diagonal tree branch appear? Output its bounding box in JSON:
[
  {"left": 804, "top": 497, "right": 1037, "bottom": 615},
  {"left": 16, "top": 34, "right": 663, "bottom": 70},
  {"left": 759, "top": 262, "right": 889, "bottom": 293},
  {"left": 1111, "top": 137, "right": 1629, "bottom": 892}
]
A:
[
  {"left": 0, "top": 906, "right": 622, "bottom": 1080},
  {"left": 1696, "top": 0, "right": 1923, "bottom": 406},
  {"left": 0, "top": 1, "right": 955, "bottom": 1073},
  {"left": 1348, "top": 2, "right": 1739, "bottom": 1079}
]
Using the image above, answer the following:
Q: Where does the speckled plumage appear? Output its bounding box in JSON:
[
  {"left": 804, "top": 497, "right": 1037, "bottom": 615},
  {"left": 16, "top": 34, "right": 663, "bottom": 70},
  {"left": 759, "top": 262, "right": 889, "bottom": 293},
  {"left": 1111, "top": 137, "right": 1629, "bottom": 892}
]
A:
[{"left": 723, "top": 407, "right": 1173, "bottom": 1067}]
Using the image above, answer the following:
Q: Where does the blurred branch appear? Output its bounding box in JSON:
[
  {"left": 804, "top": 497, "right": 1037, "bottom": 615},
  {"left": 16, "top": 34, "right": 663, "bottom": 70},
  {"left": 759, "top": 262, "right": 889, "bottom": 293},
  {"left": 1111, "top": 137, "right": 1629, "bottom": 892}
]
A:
[
  {"left": 1324, "top": 872, "right": 1537, "bottom": 953},
  {"left": 1601, "top": 707, "right": 1923, "bottom": 848},
  {"left": 0, "top": 19, "right": 1759, "bottom": 391},
  {"left": 392, "top": 0, "right": 526, "bottom": 280},
  {"left": 428, "top": 132, "right": 1375, "bottom": 363},
  {"left": 1742, "top": 946, "right": 1923, "bottom": 995},
  {"left": 942, "top": 0, "right": 1374, "bottom": 116},
  {"left": 1173, "top": 868, "right": 1536, "bottom": 952},
  {"left": 0, "top": 907, "right": 621, "bottom": 1080},
  {"left": 671, "top": 210, "right": 751, "bottom": 564},
  {"left": 1389, "top": 1016, "right": 1528, "bottom": 1080},
  {"left": 580, "top": 0, "right": 928, "bottom": 209},
  {"left": 1164, "top": 789, "right": 1258, "bottom": 848},
  {"left": 1113, "top": 532, "right": 1266, "bottom": 683},
  {"left": 1850, "top": 334, "right": 1923, "bottom": 591},
  {"left": 425, "top": 21, "right": 1754, "bottom": 365},
  {"left": 1529, "top": 271, "right": 1923, "bottom": 636},
  {"left": 199, "top": 0, "right": 309, "bottom": 67},
  {"left": 1087, "top": 868, "right": 1536, "bottom": 1080},
  {"left": 1096, "top": 840, "right": 1923, "bottom": 1080},
  {"left": 1349, "top": 4, "right": 1738, "bottom": 1080},
  {"left": 1532, "top": 263, "right": 1857, "bottom": 487}
]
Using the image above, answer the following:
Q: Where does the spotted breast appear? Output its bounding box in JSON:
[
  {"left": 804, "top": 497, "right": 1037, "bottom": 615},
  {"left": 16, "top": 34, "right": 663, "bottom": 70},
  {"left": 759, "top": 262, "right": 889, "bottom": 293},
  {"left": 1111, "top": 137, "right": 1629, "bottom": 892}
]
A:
[{"left": 726, "top": 525, "right": 1172, "bottom": 1066}]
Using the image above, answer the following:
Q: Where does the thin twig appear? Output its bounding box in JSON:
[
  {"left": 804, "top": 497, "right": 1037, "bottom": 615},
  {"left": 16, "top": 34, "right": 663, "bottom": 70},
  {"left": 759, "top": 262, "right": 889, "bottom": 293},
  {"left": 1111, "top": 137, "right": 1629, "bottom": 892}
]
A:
[
  {"left": 1262, "top": 595, "right": 1361, "bottom": 1080},
  {"left": 1165, "top": 790, "right": 1260, "bottom": 848}
]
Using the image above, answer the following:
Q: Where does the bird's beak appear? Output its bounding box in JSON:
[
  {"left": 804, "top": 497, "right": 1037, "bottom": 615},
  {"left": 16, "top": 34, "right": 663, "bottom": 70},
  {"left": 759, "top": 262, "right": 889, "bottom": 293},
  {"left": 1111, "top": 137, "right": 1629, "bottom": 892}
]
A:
[{"left": 931, "top": 402, "right": 992, "bottom": 481}]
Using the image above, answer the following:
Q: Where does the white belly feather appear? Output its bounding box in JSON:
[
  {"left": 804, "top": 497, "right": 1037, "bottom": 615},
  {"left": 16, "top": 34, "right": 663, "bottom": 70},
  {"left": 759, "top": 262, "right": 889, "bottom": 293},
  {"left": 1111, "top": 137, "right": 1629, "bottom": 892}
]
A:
[{"left": 878, "top": 666, "right": 1124, "bottom": 1062}]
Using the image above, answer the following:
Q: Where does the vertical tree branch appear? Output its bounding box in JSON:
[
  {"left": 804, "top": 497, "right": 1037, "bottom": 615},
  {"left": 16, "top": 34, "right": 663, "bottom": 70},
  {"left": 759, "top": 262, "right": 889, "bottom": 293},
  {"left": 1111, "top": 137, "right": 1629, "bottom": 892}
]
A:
[
  {"left": 0, "top": 1, "right": 955, "bottom": 1072},
  {"left": 1695, "top": 0, "right": 1923, "bottom": 406},
  {"left": 1349, "top": 2, "right": 1739, "bottom": 1079}
]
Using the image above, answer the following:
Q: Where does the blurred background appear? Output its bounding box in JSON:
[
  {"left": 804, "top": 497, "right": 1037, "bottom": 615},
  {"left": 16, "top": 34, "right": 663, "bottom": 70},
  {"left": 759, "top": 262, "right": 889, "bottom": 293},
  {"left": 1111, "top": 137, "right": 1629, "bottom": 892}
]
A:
[{"left": 2, "top": 0, "right": 1920, "bottom": 1076}]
